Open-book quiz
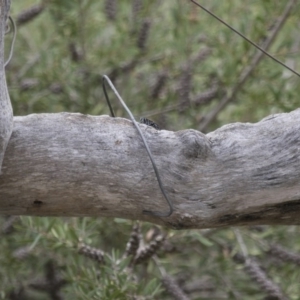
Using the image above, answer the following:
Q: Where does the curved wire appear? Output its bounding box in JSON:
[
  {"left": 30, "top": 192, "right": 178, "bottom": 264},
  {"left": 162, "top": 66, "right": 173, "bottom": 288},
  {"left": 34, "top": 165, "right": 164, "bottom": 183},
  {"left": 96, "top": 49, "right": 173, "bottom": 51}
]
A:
[
  {"left": 190, "top": 0, "right": 300, "bottom": 79},
  {"left": 102, "top": 75, "right": 174, "bottom": 217},
  {"left": 4, "top": 16, "right": 17, "bottom": 68}
]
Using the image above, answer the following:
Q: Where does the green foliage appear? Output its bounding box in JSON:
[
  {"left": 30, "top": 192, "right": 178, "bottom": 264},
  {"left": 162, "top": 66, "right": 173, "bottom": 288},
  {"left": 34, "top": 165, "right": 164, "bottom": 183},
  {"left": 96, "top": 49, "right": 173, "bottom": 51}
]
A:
[
  {"left": 2, "top": 0, "right": 300, "bottom": 299},
  {"left": 3, "top": 217, "right": 300, "bottom": 299},
  {"left": 9, "top": 0, "right": 300, "bottom": 128}
]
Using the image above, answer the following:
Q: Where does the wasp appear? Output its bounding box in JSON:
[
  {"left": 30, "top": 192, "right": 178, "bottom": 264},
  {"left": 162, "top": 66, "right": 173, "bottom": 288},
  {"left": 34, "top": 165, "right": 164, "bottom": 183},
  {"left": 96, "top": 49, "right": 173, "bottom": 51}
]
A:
[{"left": 139, "top": 117, "right": 161, "bottom": 130}]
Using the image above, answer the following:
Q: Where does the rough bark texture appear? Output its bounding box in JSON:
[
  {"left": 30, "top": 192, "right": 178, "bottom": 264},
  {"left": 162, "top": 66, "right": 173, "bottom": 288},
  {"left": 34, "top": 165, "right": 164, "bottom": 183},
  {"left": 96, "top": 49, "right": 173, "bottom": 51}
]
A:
[
  {"left": 0, "top": 0, "right": 13, "bottom": 172},
  {"left": 0, "top": 1, "right": 299, "bottom": 229},
  {"left": 0, "top": 110, "right": 300, "bottom": 229}
]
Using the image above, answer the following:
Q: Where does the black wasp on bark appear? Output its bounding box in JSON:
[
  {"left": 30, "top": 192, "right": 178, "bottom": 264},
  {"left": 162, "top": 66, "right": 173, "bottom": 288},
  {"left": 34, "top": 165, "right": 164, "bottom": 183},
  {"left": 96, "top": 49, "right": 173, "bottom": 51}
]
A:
[{"left": 139, "top": 117, "right": 161, "bottom": 130}]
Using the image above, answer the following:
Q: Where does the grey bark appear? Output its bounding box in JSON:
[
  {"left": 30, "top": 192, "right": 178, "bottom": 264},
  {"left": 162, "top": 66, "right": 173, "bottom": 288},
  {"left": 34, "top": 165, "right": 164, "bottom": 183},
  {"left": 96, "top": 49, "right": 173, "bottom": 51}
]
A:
[
  {"left": 1, "top": 110, "right": 300, "bottom": 229},
  {"left": 0, "top": 1, "right": 300, "bottom": 229},
  {"left": 0, "top": 0, "right": 13, "bottom": 172}
]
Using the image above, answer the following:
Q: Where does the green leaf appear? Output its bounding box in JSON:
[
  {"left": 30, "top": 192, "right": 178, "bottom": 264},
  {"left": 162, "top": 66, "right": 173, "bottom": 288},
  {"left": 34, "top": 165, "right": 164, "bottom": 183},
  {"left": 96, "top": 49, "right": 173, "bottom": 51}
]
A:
[
  {"left": 195, "top": 233, "right": 214, "bottom": 247},
  {"left": 143, "top": 278, "right": 159, "bottom": 295},
  {"left": 29, "top": 233, "right": 42, "bottom": 250}
]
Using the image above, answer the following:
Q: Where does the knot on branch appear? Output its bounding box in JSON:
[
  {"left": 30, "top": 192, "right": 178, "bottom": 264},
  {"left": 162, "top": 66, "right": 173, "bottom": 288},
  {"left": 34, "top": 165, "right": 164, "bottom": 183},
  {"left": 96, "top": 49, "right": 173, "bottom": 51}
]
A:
[{"left": 177, "top": 129, "right": 211, "bottom": 159}]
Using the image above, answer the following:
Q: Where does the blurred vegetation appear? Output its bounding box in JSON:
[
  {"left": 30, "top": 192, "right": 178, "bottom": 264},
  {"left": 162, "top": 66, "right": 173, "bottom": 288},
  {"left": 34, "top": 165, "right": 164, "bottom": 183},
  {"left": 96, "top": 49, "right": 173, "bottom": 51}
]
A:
[{"left": 1, "top": 0, "right": 300, "bottom": 299}]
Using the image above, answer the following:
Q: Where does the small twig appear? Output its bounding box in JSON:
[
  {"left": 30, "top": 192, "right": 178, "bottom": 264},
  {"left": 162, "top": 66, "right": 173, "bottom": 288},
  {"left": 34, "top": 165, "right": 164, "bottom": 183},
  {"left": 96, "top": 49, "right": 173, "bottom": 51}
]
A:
[
  {"left": 29, "top": 260, "right": 68, "bottom": 300},
  {"left": 124, "top": 222, "right": 141, "bottom": 257},
  {"left": 107, "top": 58, "right": 139, "bottom": 82},
  {"left": 143, "top": 78, "right": 219, "bottom": 118},
  {"left": 233, "top": 231, "right": 287, "bottom": 300},
  {"left": 177, "top": 64, "right": 192, "bottom": 112},
  {"left": 243, "top": 257, "right": 287, "bottom": 300},
  {"left": 16, "top": 3, "right": 45, "bottom": 26},
  {"left": 137, "top": 18, "right": 151, "bottom": 50},
  {"left": 141, "top": 103, "right": 180, "bottom": 118},
  {"left": 191, "top": 79, "right": 219, "bottom": 106},
  {"left": 150, "top": 71, "right": 168, "bottom": 99},
  {"left": 268, "top": 243, "right": 300, "bottom": 266},
  {"left": 133, "top": 234, "right": 165, "bottom": 265},
  {"left": 153, "top": 256, "right": 190, "bottom": 300},
  {"left": 78, "top": 243, "right": 105, "bottom": 264},
  {"left": 177, "top": 47, "right": 212, "bottom": 113}
]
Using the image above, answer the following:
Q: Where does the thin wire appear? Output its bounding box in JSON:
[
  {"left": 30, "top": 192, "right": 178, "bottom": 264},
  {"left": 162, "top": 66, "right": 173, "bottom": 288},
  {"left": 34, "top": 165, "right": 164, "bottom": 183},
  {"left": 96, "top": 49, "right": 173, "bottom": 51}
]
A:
[
  {"left": 190, "top": 0, "right": 300, "bottom": 79},
  {"left": 102, "top": 78, "right": 115, "bottom": 117},
  {"left": 4, "top": 16, "right": 17, "bottom": 68},
  {"left": 102, "top": 75, "right": 174, "bottom": 217}
]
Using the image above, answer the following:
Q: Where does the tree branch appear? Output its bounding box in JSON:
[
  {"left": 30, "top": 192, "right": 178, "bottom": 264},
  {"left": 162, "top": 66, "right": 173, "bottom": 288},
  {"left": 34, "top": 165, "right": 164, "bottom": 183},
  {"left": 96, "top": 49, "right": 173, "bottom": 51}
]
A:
[
  {"left": 0, "top": 0, "right": 13, "bottom": 172},
  {"left": 1, "top": 109, "right": 300, "bottom": 229},
  {"left": 1, "top": 1, "right": 300, "bottom": 229}
]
